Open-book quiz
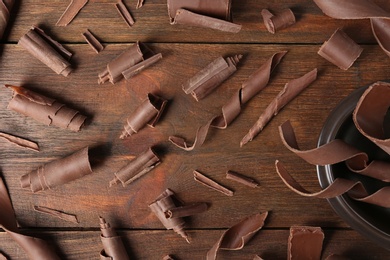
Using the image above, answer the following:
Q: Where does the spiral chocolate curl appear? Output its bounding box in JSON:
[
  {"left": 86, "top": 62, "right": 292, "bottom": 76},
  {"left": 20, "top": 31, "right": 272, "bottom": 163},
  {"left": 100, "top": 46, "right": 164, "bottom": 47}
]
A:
[
  {"left": 0, "top": 0, "right": 14, "bottom": 40},
  {"left": 99, "top": 217, "right": 129, "bottom": 260},
  {"left": 261, "top": 8, "right": 296, "bottom": 34}
]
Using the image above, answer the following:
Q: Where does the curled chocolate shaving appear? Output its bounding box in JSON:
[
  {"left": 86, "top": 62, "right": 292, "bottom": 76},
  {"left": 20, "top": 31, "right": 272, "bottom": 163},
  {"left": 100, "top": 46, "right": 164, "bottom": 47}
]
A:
[
  {"left": 207, "top": 212, "right": 268, "bottom": 260},
  {"left": 33, "top": 206, "right": 79, "bottom": 224},
  {"left": 20, "top": 147, "right": 92, "bottom": 192},
  {"left": 226, "top": 170, "right": 259, "bottom": 188},
  {"left": 0, "top": 0, "right": 14, "bottom": 39},
  {"left": 313, "top": 0, "right": 390, "bottom": 58},
  {"left": 193, "top": 170, "right": 234, "bottom": 196},
  {"left": 122, "top": 53, "right": 163, "bottom": 80},
  {"left": 164, "top": 202, "right": 208, "bottom": 219},
  {"left": 136, "top": 0, "right": 144, "bottom": 9},
  {"left": 99, "top": 42, "right": 161, "bottom": 84},
  {"left": 99, "top": 217, "right": 129, "bottom": 260},
  {"left": 0, "top": 252, "right": 6, "bottom": 260},
  {"left": 0, "top": 176, "right": 61, "bottom": 259},
  {"left": 318, "top": 28, "right": 363, "bottom": 70},
  {"left": 18, "top": 26, "right": 73, "bottom": 76},
  {"left": 240, "top": 68, "right": 317, "bottom": 147},
  {"left": 115, "top": 0, "right": 135, "bottom": 28},
  {"left": 149, "top": 189, "right": 189, "bottom": 243},
  {"left": 288, "top": 226, "right": 324, "bottom": 260},
  {"left": 261, "top": 8, "right": 296, "bottom": 34},
  {"left": 0, "top": 131, "right": 39, "bottom": 152},
  {"left": 6, "top": 85, "right": 87, "bottom": 132},
  {"left": 82, "top": 29, "right": 104, "bottom": 53},
  {"left": 56, "top": 0, "right": 88, "bottom": 26},
  {"left": 109, "top": 147, "right": 160, "bottom": 187}
]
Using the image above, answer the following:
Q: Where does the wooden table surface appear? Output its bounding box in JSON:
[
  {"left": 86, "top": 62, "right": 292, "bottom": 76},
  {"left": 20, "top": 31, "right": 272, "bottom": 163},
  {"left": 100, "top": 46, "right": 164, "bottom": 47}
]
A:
[{"left": 0, "top": 0, "right": 389, "bottom": 259}]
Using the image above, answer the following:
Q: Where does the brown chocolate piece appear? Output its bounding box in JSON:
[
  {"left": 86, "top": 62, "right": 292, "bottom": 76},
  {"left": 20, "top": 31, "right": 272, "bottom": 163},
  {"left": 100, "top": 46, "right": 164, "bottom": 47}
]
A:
[
  {"left": 136, "top": 0, "right": 144, "bottom": 9},
  {"left": 288, "top": 226, "right": 324, "bottom": 260},
  {"left": 0, "top": 176, "right": 61, "bottom": 259},
  {"left": 33, "top": 206, "right": 79, "bottom": 224},
  {"left": 0, "top": 131, "right": 39, "bottom": 152},
  {"left": 241, "top": 68, "right": 317, "bottom": 147},
  {"left": 20, "top": 147, "right": 92, "bottom": 192},
  {"left": 109, "top": 147, "right": 160, "bottom": 187},
  {"left": 0, "top": 0, "right": 14, "bottom": 39},
  {"left": 115, "top": 0, "right": 135, "bottom": 28},
  {"left": 122, "top": 53, "right": 163, "bottom": 80},
  {"left": 207, "top": 212, "right": 268, "bottom": 260},
  {"left": 82, "top": 29, "right": 104, "bottom": 53},
  {"left": 261, "top": 9, "right": 296, "bottom": 34},
  {"left": 18, "top": 26, "right": 73, "bottom": 76},
  {"left": 6, "top": 85, "right": 87, "bottom": 132},
  {"left": 162, "top": 255, "right": 175, "bottom": 260},
  {"left": 99, "top": 217, "right": 130, "bottom": 260},
  {"left": 226, "top": 170, "right": 259, "bottom": 188},
  {"left": 193, "top": 170, "right": 234, "bottom": 196},
  {"left": 149, "top": 189, "right": 189, "bottom": 242},
  {"left": 0, "top": 252, "right": 6, "bottom": 260},
  {"left": 165, "top": 202, "right": 208, "bottom": 219},
  {"left": 56, "top": 0, "right": 88, "bottom": 26}
]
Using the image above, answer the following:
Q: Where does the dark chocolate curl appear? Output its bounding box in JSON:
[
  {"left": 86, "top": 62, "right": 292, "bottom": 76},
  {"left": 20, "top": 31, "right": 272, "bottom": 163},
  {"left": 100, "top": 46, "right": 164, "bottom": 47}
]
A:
[
  {"left": 288, "top": 226, "right": 324, "bottom": 260},
  {"left": 99, "top": 217, "right": 130, "bottom": 260},
  {"left": 226, "top": 170, "right": 259, "bottom": 188},
  {"left": 18, "top": 26, "right": 73, "bottom": 77},
  {"left": 20, "top": 147, "right": 92, "bottom": 192},
  {"left": 115, "top": 0, "right": 135, "bottom": 28},
  {"left": 6, "top": 85, "right": 87, "bottom": 132},
  {"left": 33, "top": 206, "right": 79, "bottom": 224},
  {"left": 56, "top": 0, "right": 88, "bottom": 26},
  {"left": 261, "top": 9, "right": 296, "bottom": 34},
  {"left": 193, "top": 170, "right": 234, "bottom": 196},
  {"left": 109, "top": 148, "right": 160, "bottom": 187},
  {"left": 207, "top": 212, "right": 268, "bottom": 260},
  {"left": 0, "top": 176, "right": 61, "bottom": 259},
  {"left": 165, "top": 202, "right": 208, "bottom": 219},
  {"left": 0, "top": 0, "right": 14, "bottom": 39},
  {"left": 136, "top": 0, "right": 144, "bottom": 9},
  {"left": 0, "top": 131, "right": 39, "bottom": 152},
  {"left": 82, "top": 29, "right": 104, "bottom": 53}
]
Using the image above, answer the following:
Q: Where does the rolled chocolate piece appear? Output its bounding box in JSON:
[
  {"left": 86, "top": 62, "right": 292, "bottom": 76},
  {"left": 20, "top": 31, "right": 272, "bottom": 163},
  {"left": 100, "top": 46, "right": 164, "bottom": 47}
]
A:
[
  {"left": 56, "top": 0, "right": 88, "bottom": 26},
  {"left": 82, "top": 29, "right": 104, "bottom": 53},
  {"left": 193, "top": 170, "right": 234, "bottom": 196},
  {"left": 0, "top": 131, "right": 39, "bottom": 152},
  {"left": 115, "top": 0, "right": 135, "bottom": 28},
  {"left": 261, "top": 8, "right": 296, "bottom": 34},
  {"left": 99, "top": 217, "right": 129, "bottom": 260},
  {"left": 18, "top": 26, "right": 73, "bottom": 77},
  {"left": 109, "top": 147, "right": 160, "bottom": 187},
  {"left": 20, "top": 147, "right": 92, "bottom": 192},
  {"left": 0, "top": 0, "right": 14, "bottom": 39},
  {"left": 164, "top": 202, "right": 208, "bottom": 219},
  {"left": 226, "top": 170, "right": 259, "bottom": 188},
  {"left": 6, "top": 85, "right": 87, "bottom": 132},
  {"left": 288, "top": 226, "right": 324, "bottom": 260}
]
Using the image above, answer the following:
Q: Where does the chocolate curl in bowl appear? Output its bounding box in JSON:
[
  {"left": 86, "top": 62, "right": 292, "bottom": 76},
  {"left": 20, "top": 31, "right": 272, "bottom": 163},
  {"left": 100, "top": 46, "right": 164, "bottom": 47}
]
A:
[
  {"left": 0, "top": 176, "right": 61, "bottom": 259},
  {"left": 6, "top": 85, "right": 87, "bottom": 132},
  {"left": 99, "top": 217, "right": 130, "bottom": 260},
  {"left": 120, "top": 93, "right": 167, "bottom": 139},
  {"left": 261, "top": 9, "right": 296, "bottom": 34},
  {"left": 207, "top": 212, "right": 268, "bottom": 260},
  {"left": 0, "top": 0, "right": 14, "bottom": 39},
  {"left": 288, "top": 226, "right": 324, "bottom": 260},
  {"left": 20, "top": 147, "right": 92, "bottom": 192},
  {"left": 18, "top": 26, "right": 73, "bottom": 77}
]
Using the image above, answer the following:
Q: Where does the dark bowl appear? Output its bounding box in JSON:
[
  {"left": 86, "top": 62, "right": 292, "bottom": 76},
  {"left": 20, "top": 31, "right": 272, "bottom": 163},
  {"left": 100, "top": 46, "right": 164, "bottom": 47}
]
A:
[{"left": 317, "top": 85, "right": 390, "bottom": 250}]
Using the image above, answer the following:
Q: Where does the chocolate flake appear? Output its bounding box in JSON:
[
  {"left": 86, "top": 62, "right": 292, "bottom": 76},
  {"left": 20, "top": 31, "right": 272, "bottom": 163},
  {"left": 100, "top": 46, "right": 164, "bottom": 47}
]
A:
[
  {"left": 226, "top": 170, "right": 259, "bottom": 188},
  {"left": 164, "top": 202, "right": 208, "bottom": 219},
  {"left": 18, "top": 26, "right": 73, "bottom": 76},
  {"left": 115, "top": 0, "right": 135, "bottom": 28},
  {"left": 33, "top": 206, "right": 79, "bottom": 224},
  {"left": 193, "top": 170, "right": 234, "bottom": 196},
  {"left": 99, "top": 217, "right": 130, "bottom": 260},
  {"left": 0, "top": 131, "right": 39, "bottom": 152},
  {"left": 240, "top": 68, "right": 317, "bottom": 147},
  {"left": 0, "top": 0, "right": 14, "bottom": 39},
  {"left": 122, "top": 53, "right": 163, "bottom": 80},
  {"left": 20, "top": 147, "right": 92, "bottom": 192},
  {"left": 109, "top": 147, "right": 160, "bottom": 187},
  {"left": 261, "top": 8, "right": 296, "bottom": 34},
  {"left": 56, "top": 0, "right": 88, "bottom": 26},
  {"left": 136, "top": 0, "right": 144, "bottom": 9},
  {"left": 82, "top": 29, "right": 104, "bottom": 53},
  {"left": 6, "top": 85, "right": 87, "bottom": 132},
  {"left": 288, "top": 226, "right": 324, "bottom": 260}
]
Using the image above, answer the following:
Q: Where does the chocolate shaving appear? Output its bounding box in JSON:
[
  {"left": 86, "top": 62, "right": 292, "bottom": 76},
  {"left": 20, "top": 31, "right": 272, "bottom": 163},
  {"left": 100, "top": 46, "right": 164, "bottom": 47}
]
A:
[
  {"left": 20, "top": 147, "right": 92, "bottom": 192},
  {"left": 109, "top": 147, "right": 160, "bottom": 187},
  {"left": 164, "top": 202, "right": 208, "bottom": 219},
  {"left": 149, "top": 189, "right": 189, "bottom": 243},
  {"left": 288, "top": 226, "right": 324, "bottom": 260},
  {"left": 162, "top": 255, "right": 175, "bottom": 260},
  {"left": 207, "top": 212, "right": 268, "bottom": 260},
  {"left": 261, "top": 8, "right": 296, "bottom": 34},
  {"left": 122, "top": 53, "right": 163, "bottom": 80},
  {"left": 240, "top": 68, "right": 317, "bottom": 147},
  {"left": 0, "top": 0, "right": 14, "bottom": 39},
  {"left": 56, "top": 0, "right": 88, "bottom": 26},
  {"left": 6, "top": 85, "right": 87, "bottom": 132},
  {"left": 193, "top": 170, "right": 234, "bottom": 196},
  {"left": 18, "top": 26, "right": 73, "bottom": 76},
  {"left": 313, "top": 0, "right": 390, "bottom": 58},
  {"left": 226, "top": 170, "right": 259, "bottom": 188},
  {"left": 0, "top": 176, "right": 61, "bottom": 259},
  {"left": 99, "top": 217, "right": 130, "bottom": 260},
  {"left": 0, "top": 252, "right": 6, "bottom": 260},
  {"left": 136, "top": 0, "right": 144, "bottom": 9},
  {"left": 33, "top": 206, "right": 79, "bottom": 224},
  {"left": 82, "top": 29, "right": 104, "bottom": 53},
  {"left": 318, "top": 28, "right": 363, "bottom": 70},
  {"left": 0, "top": 131, "right": 39, "bottom": 152},
  {"left": 115, "top": 0, "right": 135, "bottom": 28}
]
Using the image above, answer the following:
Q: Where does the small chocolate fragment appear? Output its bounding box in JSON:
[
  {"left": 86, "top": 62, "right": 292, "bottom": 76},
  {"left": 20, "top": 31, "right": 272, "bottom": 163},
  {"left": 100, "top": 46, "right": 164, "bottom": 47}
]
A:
[
  {"left": 0, "top": 131, "right": 39, "bottom": 152},
  {"left": 0, "top": 252, "right": 6, "bottom": 260},
  {"left": 226, "top": 170, "right": 259, "bottom": 188},
  {"left": 0, "top": 0, "right": 14, "bottom": 40},
  {"left": 149, "top": 189, "right": 189, "bottom": 242},
  {"left": 318, "top": 28, "right": 363, "bottom": 70},
  {"left": 136, "top": 0, "right": 144, "bottom": 9},
  {"left": 6, "top": 85, "right": 87, "bottom": 132},
  {"left": 34, "top": 206, "right": 79, "bottom": 223},
  {"left": 288, "top": 226, "right": 324, "bottom": 260},
  {"left": 56, "top": 0, "right": 88, "bottom": 26},
  {"left": 99, "top": 217, "right": 130, "bottom": 260},
  {"left": 165, "top": 202, "right": 208, "bottom": 219},
  {"left": 115, "top": 0, "right": 135, "bottom": 28},
  {"left": 162, "top": 255, "right": 175, "bottom": 260},
  {"left": 122, "top": 53, "right": 162, "bottom": 79},
  {"left": 82, "top": 29, "right": 104, "bottom": 53},
  {"left": 18, "top": 26, "right": 73, "bottom": 76},
  {"left": 261, "top": 8, "right": 296, "bottom": 34},
  {"left": 109, "top": 147, "right": 160, "bottom": 187},
  {"left": 20, "top": 147, "right": 92, "bottom": 192},
  {"left": 193, "top": 170, "right": 234, "bottom": 196}
]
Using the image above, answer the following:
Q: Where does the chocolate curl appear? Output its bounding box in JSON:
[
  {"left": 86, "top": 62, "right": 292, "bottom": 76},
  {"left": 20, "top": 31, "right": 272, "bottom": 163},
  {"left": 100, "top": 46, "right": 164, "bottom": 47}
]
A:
[
  {"left": 20, "top": 147, "right": 92, "bottom": 192},
  {"left": 275, "top": 160, "right": 390, "bottom": 207},
  {"left": 0, "top": 0, "right": 14, "bottom": 39},
  {"left": 82, "top": 29, "right": 104, "bottom": 53},
  {"left": 194, "top": 170, "right": 234, "bottom": 196},
  {"left": 207, "top": 212, "right": 268, "bottom": 260},
  {"left": 109, "top": 147, "right": 160, "bottom": 187},
  {"left": 56, "top": 0, "right": 88, "bottom": 26},
  {"left": 149, "top": 189, "right": 190, "bottom": 243},
  {"left": 115, "top": 0, "right": 135, "bottom": 28},
  {"left": 18, "top": 26, "right": 73, "bottom": 77},
  {"left": 99, "top": 217, "right": 130, "bottom": 260},
  {"left": 0, "top": 176, "right": 61, "bottom": 259},
  {"left": 6, "top": 85, "right": 87, "bottom": 132},
  {"left": 0, "top": 252, "right": 6, "bottom": 260},
  {"left": 226, "top": 170, "right": 259, "bottom": 188},
  {"left": 33, "top": 206, "right": 79, "bottom": 224},
  {"left": 122, "top": 53, "right": 163, "bottom": 80},
  {"left": 240, "top": 68, "right": 317, "bottom": 147},
  {"left": 162, "top": 255, "right": 175, "bottom": 260},
  {"left": 0, "top": 131, "right": 39, "bottom": 152},
  {"left": 318, "top": 28, "right": 363, "bottom": 70},
  {"left": 136, "top": 0, "right": 144, "bottom": 9},
  {"left": 288, "top": 226, "right": 324, "bottom": 260},
  {"left": 164, "top": 202, "right": 208, "bottom": 219},
  {"left": 313, "top": 0, "right": 390, "bottom": 58},
  {"left": 261, "top": 9, "right": 296, "bottom": 34}
]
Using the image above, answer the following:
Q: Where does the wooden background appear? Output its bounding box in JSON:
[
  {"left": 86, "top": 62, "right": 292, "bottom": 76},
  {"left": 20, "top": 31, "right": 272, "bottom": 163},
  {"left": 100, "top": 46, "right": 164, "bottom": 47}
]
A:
[{"left": 0, "top": 0, "right": 389, "bottom": 259}]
